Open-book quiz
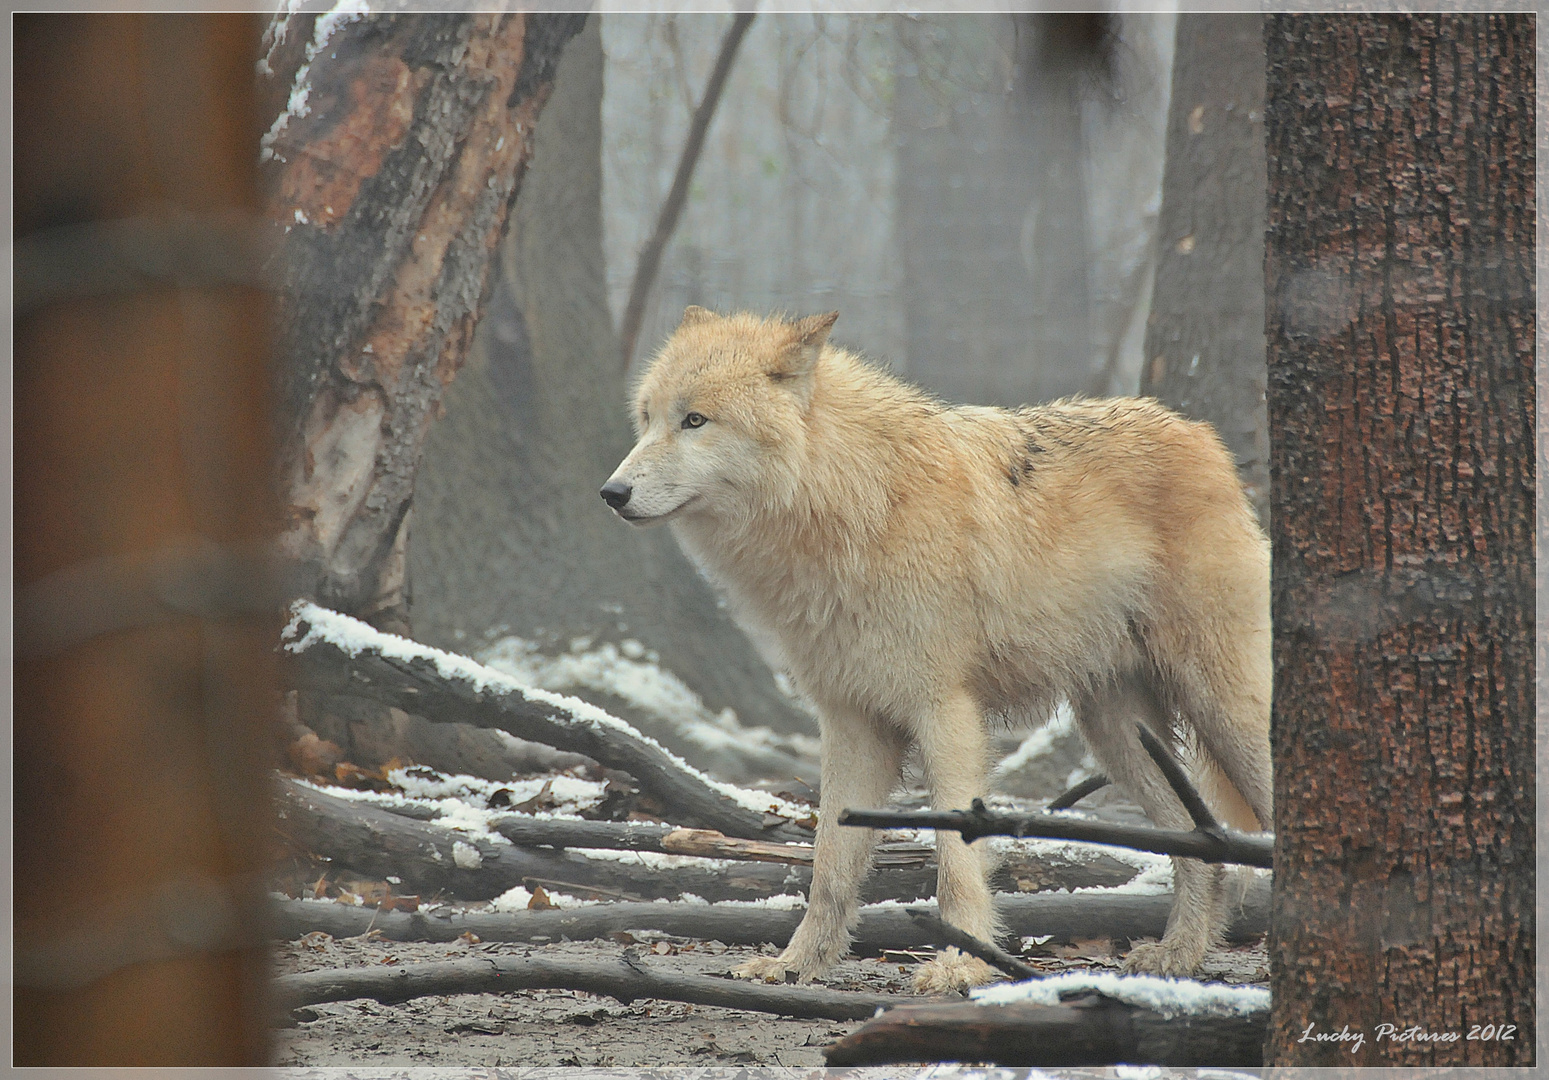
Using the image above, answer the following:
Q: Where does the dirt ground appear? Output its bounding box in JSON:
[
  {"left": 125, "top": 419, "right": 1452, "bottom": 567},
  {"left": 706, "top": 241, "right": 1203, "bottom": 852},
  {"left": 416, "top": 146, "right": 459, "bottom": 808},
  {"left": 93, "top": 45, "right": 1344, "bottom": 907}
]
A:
[{"left": 270, "top": 925, "right": 1269, "bottom": 1068}]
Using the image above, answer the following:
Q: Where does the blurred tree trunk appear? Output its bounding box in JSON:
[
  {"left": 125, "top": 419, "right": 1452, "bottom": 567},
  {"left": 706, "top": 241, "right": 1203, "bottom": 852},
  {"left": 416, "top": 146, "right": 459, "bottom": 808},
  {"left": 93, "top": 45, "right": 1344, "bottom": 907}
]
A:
[
  {"left": 261, "top": 11, "right": 585, "bottom": 632},
  {"left": 13, "top": 14, "right": 275, "bottom": 1064},
  {"left": 1140, "top": 13, "right": 1269, "bottom": 530},
  {"left": 1264, "top": 13, "right": 1534, "bottom": 1066},
  {"left": 410, "top": 16, "right": 818, "bottom": 764},
  {"left": 892, "top": 14, "right": 1101, "bottom": 406}
]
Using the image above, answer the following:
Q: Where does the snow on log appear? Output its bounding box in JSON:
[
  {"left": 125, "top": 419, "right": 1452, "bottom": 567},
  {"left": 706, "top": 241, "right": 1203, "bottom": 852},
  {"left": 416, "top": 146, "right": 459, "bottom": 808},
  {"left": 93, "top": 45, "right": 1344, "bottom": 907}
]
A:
[
  {"left": 280, "top": 602, "right": 809, "bottom": 840},
  {"left": 823, "top": 985, "right": 1268, "bottom": 1067},
  {"left": 275, "top": 951, "right": 928, "bottom": 1020},
  {"left": 275, "top": 778, "right": 1150, "bottom": 903},
  {"left": 269, "top": 874, "right": 1270, "bottom": 950}
]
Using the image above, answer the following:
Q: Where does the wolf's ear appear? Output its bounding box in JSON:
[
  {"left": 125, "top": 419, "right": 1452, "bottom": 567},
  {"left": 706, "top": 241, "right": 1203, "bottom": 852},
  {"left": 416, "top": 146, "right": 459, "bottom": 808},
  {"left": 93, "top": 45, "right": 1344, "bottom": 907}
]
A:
[
  {"left": 773, "top": 311, "right": 838, "bottom": 381},
  {"left": 792, "top": 311, "right": 839, "bottom": 350},
  {"left": 680, "top": 305, "right": 717, "bottom": 327}
]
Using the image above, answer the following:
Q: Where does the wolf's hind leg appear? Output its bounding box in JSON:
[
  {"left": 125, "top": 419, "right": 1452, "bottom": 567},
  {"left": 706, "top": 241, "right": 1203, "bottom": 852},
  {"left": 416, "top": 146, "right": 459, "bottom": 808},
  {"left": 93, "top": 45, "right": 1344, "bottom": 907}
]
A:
[
  {"left": 912, "top": 690, "right": 1000, "bottom": 993},
  {"left": 734, "top": 710, "right": 906, "bottom": 983},
  {"left": 1074, "top": 674, "right": 1225, "bottom": 977}
]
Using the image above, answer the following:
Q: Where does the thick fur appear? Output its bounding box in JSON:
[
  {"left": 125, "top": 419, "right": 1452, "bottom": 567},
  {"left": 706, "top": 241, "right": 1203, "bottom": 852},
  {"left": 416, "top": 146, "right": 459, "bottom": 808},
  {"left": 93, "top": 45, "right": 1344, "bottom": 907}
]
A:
[{"left": 603, "top": 308, "right": 1272, "bottom": 991}]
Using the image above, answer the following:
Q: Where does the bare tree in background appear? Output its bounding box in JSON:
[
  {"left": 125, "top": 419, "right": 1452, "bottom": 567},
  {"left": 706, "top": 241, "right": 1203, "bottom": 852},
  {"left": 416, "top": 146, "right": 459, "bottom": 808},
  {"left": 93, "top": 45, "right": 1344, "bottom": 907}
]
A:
[
  {"left": 1140, "top": 13, "right": 1269, "bottom": 530},
  {"left": 1264, "top": 13, "right": 1534, "bottom": 1065},
  {"left": 409, "top": 18, "right": 818, "bottom": 776},
  {"left": 262, "top": 12, "right": 585, "bottom": 633}
]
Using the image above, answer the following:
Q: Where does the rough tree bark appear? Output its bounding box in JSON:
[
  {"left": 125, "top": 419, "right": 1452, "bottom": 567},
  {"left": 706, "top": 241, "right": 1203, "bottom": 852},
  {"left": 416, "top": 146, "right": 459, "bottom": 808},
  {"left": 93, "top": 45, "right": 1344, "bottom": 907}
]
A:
[
  {"left": 14, "top": 14, "right": 275, "bottom": 1064},
  {"left": 261, "top": 11, "right": 585, "bottom": 631},
  {"left": 1140, "top": 13, "right": 1270, "bottom": 530},
  {"left": 408, "top": 17, "right": 817, "bottom": 758},
  {"left": 1264, "top": 14, "right": 1535, "bottom": 1066}
]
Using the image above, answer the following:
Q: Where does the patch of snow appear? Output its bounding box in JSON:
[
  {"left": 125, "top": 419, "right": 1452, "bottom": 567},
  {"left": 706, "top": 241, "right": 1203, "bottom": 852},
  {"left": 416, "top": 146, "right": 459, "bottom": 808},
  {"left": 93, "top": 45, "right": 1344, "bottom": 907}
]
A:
[
  {"left": 970, "top": 971, "right": 1270, "bottom": 1019},
  {"left": 259, "top": 0, "right": 371, "bottom": 163},
  {"left": 490, "top": 885, "right": 602, "bottom": 912},
  {"left": 990, "top": 701, "right": 1076, "bottom": 777},
  {"left": 282, "top": 601, "right": 810, "bottom": 820},
  {"left": 451, "top": 841, "right": 482, "bottom": 870},
  {"left": 697, "top": 893, "right": 808, "bottom": 910},
  {"left": 479, "top": 633, "right": 820, "bottom": 762}
]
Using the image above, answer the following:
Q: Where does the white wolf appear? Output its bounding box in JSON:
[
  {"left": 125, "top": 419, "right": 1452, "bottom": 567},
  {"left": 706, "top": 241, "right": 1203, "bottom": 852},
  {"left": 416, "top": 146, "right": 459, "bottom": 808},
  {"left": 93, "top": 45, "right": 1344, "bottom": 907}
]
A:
[{"left": 602, "top": 308, "right": 1272, "bottom": 992}]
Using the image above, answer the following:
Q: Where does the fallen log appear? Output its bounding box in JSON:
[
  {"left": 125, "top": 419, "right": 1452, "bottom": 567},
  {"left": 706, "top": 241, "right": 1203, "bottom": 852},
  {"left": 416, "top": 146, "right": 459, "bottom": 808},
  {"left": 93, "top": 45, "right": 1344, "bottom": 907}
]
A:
[
  {"left": 823, "top": 992, "right": 1267, "bottom": 1067},
  {"left": 275, "top": 951, "right": 927, "bottom": 1020},
  {"left": 281, "top": 601, "right": 807, "bottom": 841},
  {"left": 275, "top": 778, "right": 800, "bottom": 903},
  {"left": 276, "top": 778, "right": 1148, "bottom": 902},
  {"left": 269, "top": 874, "right": 1270, "bottom": 950}
]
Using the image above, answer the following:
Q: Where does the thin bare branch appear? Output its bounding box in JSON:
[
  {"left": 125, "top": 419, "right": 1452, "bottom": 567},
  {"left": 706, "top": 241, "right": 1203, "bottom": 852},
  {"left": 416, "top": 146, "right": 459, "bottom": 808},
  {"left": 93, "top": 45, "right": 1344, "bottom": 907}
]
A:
[
  {"left": 838, "top": 799, "right": 1273, "bottom": 868},
  {"left": 618, "top": 12, "right": 756, "bottom": 369},
  {"left": 904, "top": 910, "right": 1037, "bottom": 981}
]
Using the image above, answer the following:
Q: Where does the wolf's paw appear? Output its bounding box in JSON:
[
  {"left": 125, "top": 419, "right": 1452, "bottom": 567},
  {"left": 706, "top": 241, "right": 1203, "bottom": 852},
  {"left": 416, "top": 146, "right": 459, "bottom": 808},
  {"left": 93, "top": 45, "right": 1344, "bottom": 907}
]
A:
[
  {"left": 1122, "top": 939, "right": 1205, "bottom": 978},
  {"left": 732, "top": 955, "right": 796, "bottom": 983},
  {"left": 912, "top": 948, "right": 998, "bottom": 994}
]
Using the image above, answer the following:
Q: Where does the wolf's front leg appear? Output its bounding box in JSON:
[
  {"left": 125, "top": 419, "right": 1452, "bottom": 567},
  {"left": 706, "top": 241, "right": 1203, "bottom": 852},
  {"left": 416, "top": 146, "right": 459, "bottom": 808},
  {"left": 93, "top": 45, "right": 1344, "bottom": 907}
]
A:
[
  {"left": 913, "top": 690, "right": 1001, "bottom": 993},
  {"left": 734, "top": 711, "right": 906, "bottom": 983}
]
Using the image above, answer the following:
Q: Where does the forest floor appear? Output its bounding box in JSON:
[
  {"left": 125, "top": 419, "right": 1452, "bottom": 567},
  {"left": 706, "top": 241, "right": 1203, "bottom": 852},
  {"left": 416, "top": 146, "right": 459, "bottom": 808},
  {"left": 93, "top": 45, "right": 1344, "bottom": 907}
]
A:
[{"left": 270, "top": 925, "right": 1269, "bottom": 1068}]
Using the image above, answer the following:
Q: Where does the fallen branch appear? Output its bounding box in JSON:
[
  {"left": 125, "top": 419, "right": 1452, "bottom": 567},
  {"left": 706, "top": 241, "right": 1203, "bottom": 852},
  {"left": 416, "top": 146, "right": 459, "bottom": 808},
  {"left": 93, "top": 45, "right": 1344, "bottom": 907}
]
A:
[
  {"left": 278, "top": 778, "right": 1147, "bottom": 902},
  {"left": 275, "top": 950, "right": 930, "bottom": 1020},
  {"left": 905, "top": 910, "right": 1036, "bottom": 981},
  {"left": 281, "top": 602, "right": 807, "bottom": 841},
  {"left": 490, "top": 816, "right": 828, "bottom": 866},
  {"left": 823, "top": 992, "right": 1266, "bottom": 1067},
  {"left": 1046, "top": 772, "right": 1109, "bottom": 810},
  {"left": 840, "top": 798, "right": 1273, "bottom": 869},
  {"left": 270, "top": 874, "right": 1270, "bottom": 949}
]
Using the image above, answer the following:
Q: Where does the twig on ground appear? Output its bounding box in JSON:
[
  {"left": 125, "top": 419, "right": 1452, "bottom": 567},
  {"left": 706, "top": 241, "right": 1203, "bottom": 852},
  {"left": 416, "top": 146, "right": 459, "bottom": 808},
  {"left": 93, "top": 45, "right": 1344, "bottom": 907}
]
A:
[
  {"left": 490, "top": 817, "right": 830, "bottom": 866},
  {"left": 274, "top": 951, "right": 931, "bottom": 1021},
  {"left": 823, "top": 992, "right": 1267, "bottom": 1067},
  {"left": 904, "top": 910, "right": 1036, "bottom": 981}
]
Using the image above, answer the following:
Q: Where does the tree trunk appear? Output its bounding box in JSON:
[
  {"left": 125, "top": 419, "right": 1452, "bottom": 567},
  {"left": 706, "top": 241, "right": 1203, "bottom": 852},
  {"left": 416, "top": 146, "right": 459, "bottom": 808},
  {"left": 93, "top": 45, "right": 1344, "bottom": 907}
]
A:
[
  {"left": 1264, "top": 14, "right": 1534, "bottom": 1066},
  {"left": 1140, "top": 13, "right": 1270, "bottom": 530},
  {"left": 262, "top": 11, "right": 585, "bottom": 631},
  {"left": 408, "top": 16, "right": 818, "bottom": 761},
  {"left": 14, "top": 14, "right": 275, "bottom": 1064}
]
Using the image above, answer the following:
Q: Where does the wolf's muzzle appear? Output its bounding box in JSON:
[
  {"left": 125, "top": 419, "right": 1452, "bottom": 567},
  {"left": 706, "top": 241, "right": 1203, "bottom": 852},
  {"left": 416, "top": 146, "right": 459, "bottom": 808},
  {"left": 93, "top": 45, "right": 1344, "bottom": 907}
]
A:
[{"left": 599, "top": 480, "right": 632, "bottom": 510}]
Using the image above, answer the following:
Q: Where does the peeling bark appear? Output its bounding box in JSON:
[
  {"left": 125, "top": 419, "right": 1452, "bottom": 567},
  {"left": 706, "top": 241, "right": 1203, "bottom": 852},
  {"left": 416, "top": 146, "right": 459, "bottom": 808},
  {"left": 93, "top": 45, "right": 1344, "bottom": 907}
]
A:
[
  {"left": 1264, "top": 14, "right": 1535, "bottom": 1066},
  {"left": 262, "top": 12, "right": 586, "bottom": 629}
]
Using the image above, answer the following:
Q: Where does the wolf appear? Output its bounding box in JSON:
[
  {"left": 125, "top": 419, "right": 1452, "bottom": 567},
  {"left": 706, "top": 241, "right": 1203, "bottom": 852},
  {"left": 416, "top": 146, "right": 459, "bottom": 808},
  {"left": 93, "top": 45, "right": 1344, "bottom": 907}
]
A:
[{"left": 601, "top": 307, "right": 1272, "bottom": 992}]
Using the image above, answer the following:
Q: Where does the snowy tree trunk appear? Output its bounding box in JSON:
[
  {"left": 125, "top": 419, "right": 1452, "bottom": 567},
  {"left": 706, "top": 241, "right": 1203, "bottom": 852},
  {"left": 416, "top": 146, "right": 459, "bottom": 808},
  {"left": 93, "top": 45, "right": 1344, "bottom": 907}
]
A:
[
  {"left": 1264, "top": 13, "right": 1535, "bottom": 1066},
  {"left": 261, "top": 12, "right": 585, "bottom": 632}
]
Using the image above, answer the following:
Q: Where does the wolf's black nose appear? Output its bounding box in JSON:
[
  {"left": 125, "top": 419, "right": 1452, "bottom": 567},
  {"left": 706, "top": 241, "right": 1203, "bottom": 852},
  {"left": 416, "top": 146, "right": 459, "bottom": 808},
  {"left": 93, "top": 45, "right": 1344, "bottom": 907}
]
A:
[{"left": 600, "top": 480, "right": 632, "bottom": 509}]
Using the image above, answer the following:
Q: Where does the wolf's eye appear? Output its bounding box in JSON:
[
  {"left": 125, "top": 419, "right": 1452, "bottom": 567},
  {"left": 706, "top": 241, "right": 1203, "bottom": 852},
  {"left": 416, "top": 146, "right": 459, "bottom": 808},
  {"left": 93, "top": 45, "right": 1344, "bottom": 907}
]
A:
[{"left": 682, "top": 412, "right": 707, "bottom": 429}]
